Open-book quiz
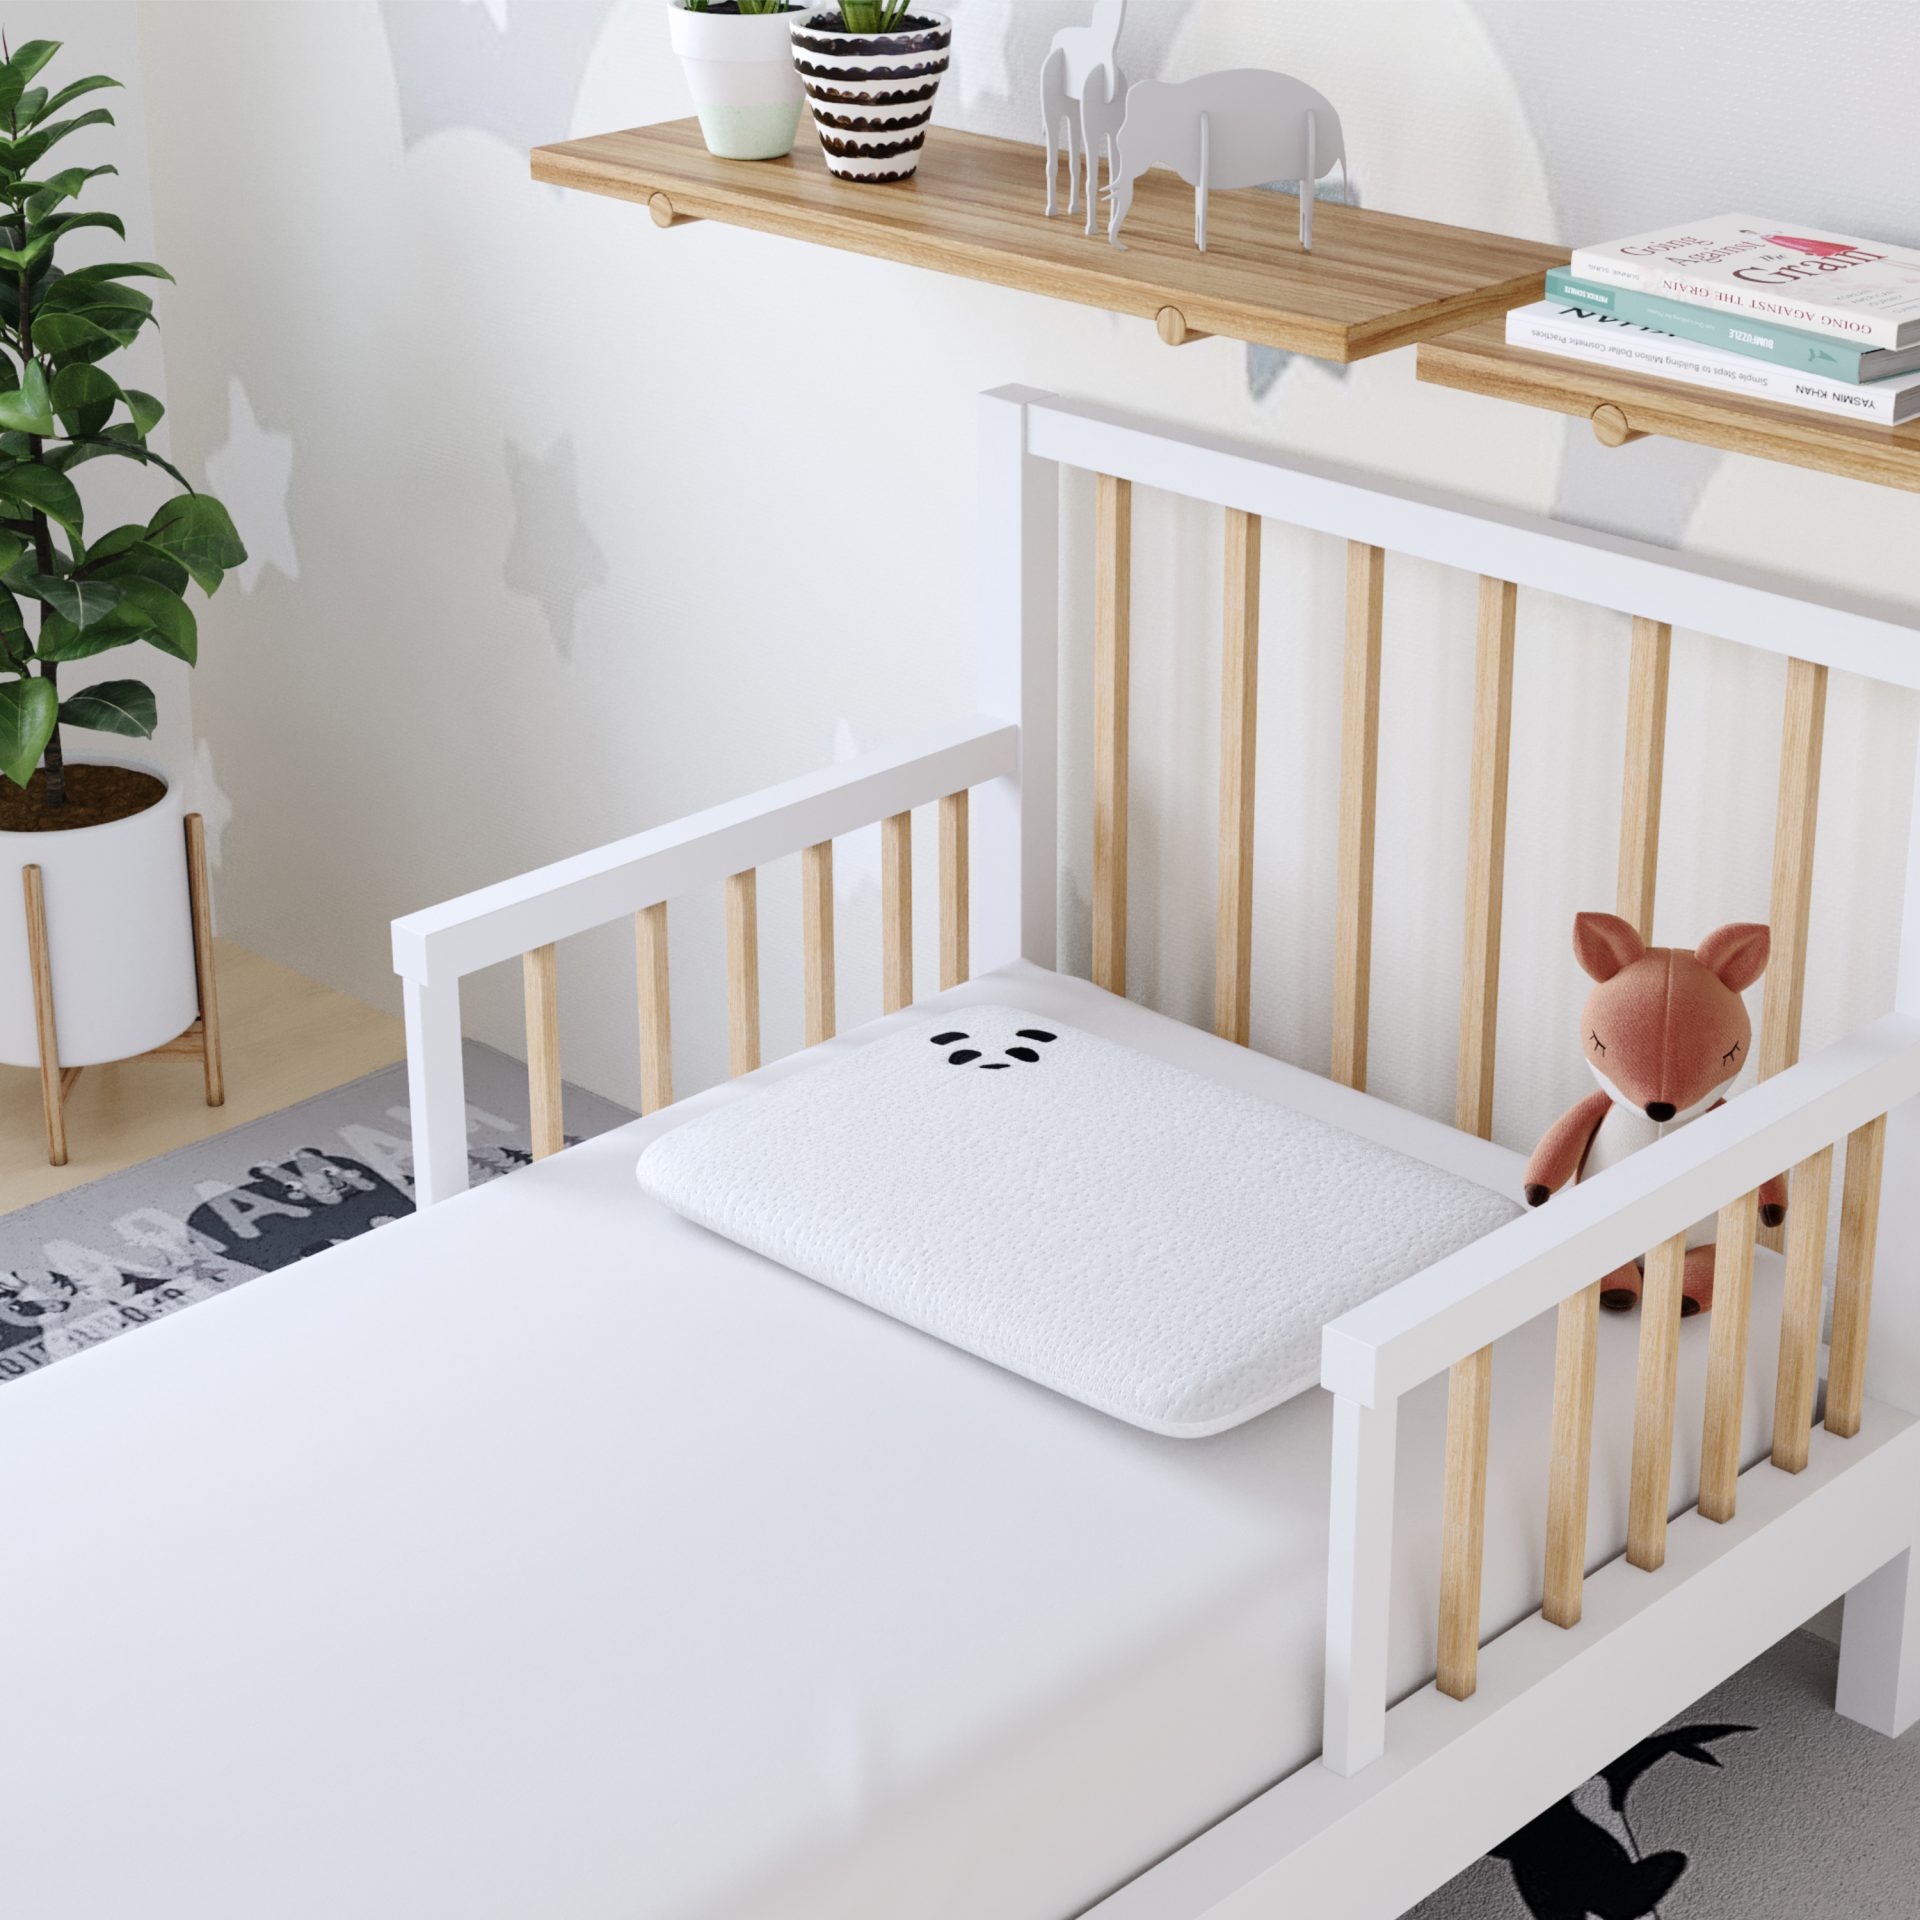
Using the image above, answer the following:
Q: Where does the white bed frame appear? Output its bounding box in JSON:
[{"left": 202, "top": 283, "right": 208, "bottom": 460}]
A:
[{"left": 393, "top": 389, "right": 1920, "bottom": 1920}]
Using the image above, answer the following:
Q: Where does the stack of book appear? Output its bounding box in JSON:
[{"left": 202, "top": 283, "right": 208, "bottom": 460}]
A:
[{"left": 1505, "top": 215, "right": 1920, "bottom": 427}]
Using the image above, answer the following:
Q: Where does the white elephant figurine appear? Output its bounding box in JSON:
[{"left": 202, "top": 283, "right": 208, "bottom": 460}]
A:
[
  {"left": 1107, "top": 70, "right": 1349, "bottom": 254},
  {"left": 1040, "top": 0, "right": 1128, "bottom": 237}
]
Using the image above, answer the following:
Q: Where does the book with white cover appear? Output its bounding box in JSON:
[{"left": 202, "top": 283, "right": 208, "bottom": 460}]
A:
[
  {"left": 1506, "top": 301, "right": 1920, "bottom": 426},
  {"left": 1569, "top": 216, "right": 1920, "bottom": 350}
]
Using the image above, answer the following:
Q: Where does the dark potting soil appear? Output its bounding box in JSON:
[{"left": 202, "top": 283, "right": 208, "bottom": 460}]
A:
[{"left": 0, "top": 764, "right": 167, "bottom": 833}]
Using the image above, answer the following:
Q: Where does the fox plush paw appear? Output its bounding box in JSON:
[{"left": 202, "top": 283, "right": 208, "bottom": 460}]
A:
[
  {"left": 1524, "top": 1183, "right": 1550, "bottom": 1207},
  {"left": 1759, "top": 1203, "right": 1787, "bottom": 1228}
]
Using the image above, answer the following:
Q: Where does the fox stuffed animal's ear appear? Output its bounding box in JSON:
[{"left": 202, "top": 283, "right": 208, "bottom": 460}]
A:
[
  {"left": 1696, "top": 922, "right": 1770, "bottom": 993},
  {"left": 1573, "top": 912, "right": 1647, "bottom": 982}
]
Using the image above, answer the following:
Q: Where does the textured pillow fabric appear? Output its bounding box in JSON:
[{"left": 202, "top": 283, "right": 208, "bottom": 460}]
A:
[{"left": 637, "top": 1008, "right": 1522, "bottom": 1438}]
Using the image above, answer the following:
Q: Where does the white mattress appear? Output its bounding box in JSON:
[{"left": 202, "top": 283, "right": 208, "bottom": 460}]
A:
[{"left": 0, "top": 962, "right": 1794, "bottom": 1920}]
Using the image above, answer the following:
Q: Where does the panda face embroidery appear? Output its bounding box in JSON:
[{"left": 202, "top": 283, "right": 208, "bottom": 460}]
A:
[{"left": 931, "top": 1028, "right": 1057, "bottom": 1071}]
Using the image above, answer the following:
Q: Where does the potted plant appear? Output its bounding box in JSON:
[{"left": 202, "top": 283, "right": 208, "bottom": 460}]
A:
[
  {"left": 670, "top": 1, "right": 808, "bottom": 162},
  {"left": 790, "top": 4, "right": 952, "bottom": 182},
  {"left": 0, "top": 38, "right": 245, "bottom": 1095}
]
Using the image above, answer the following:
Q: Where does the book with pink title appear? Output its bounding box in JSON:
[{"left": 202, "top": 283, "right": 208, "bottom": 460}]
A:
[{"left": 1569, "top": 216, "right": 1920, "bottom": 350}]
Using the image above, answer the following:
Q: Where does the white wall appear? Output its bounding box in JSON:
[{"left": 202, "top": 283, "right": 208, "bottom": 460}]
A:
[{"left": 120, "top": 0, "right": 1920, "bottom": 1170}]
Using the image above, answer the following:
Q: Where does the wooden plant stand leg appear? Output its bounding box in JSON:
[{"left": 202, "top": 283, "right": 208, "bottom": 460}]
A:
[
  {"left": 21, "top": 862, "right": 67, "bottom": 1167},
  {"left": 184, "top": 812, "right": 225, "bottom": 1107}
]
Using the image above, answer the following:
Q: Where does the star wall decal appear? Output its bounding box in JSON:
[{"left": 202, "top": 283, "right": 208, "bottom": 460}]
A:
[
  {"left": 503, "top": 435, "right": 607, "bottom": 661},
  {"left": 204, "top": 377, "right": 297, "bottom": 593}
]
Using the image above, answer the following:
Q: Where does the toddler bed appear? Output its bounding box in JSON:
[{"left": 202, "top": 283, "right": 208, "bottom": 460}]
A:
[{"left": 10, "top": 391, "right": 1920, "bottom": 1920}]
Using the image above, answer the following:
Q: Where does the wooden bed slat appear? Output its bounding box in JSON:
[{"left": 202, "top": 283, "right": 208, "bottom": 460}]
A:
[
  {"left": 1827, "top": 1113, "right": 1888, "bottom": 1440},
  {"left": 1333, "top": 541, "right": 1385, "bottom": 1090},
  {"left": 882, "top": 810, "right": 914, "bottom": 1015},
  {"left": 1542, "top": 1280, "right": 1600, "bottom": 1628},
  {"left": 726, "top": 869, "right": 761, "bottom": 1076},
  {"left": 940, "top": 790, "right": 970, "bottom": 989},
  {"left": 1437, "top": 1344, "right": 1493, "bottom": 1700},
  {"left": 1759, "top": 658, "right": 1827, "bottom": 1249},
  {"left": 1698, "top": 1188, "right": 1759, "bottom": 1523},
  {"left": 803, "top": 839, "right": 836, "bottom": 1046},
  {"left": 522, "top": 942, "right": 563, "bottom": 1160},
  {"left": 1215, "top": 507, "right": 1263, "bottom": 1046},
  {"left": 1617, "top": 616, "right": 1671, "bottom": 937},
  {"left": 1456, "top": 576, "right": 1517, "bottom": 1140},
  {"left": 635, "top": 900, "right": 674, "bottom": 1115},
  {"left": 1772, "top": 1141, "right": 1835, "bottom": 1472},
  {"left": 1627, "top": 1231, "right": 1688, "bottom": 1572},
  {"left": 1094, "top": 472, "right": 1132, "bottom": 996}
]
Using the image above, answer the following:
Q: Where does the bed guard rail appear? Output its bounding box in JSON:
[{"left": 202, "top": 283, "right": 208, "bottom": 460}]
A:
[
  {"left": 1318, "top": 1010, "right": 1920, "bottom": 1778},
  {"left": 391, "top": 716, "right": 1019, "bottom": 1207}
]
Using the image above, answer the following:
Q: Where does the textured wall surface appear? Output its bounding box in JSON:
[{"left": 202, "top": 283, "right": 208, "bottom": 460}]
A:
[{"left": 81, "top": 0, "right": 1920, "bottom": 1167}]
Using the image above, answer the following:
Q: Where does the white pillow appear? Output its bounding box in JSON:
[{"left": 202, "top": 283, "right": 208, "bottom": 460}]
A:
[{"left": 636, "top": 1008, "right": 1521, "bottom": 1437}]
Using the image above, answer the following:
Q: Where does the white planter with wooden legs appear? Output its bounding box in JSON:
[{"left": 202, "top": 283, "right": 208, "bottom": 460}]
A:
[{"left": 1, "top": 755, "right": 224, "bottom": 1166}]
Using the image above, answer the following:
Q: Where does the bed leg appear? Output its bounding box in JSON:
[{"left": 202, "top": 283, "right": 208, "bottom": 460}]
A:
[
  {"left": 1324, "top": 1393, "right": 1397, "bottom": 1776},
  {"left": 404, "top": 975, "right": 470, "bottom": 1208},
  {"left": 1837, "top": 1545, "right": 1920, "bottom": 1739}
]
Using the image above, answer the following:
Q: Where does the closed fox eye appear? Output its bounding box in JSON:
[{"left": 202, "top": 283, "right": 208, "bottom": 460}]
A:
[
  {"left": 1589, "top": 1031, "right": 1607, "bottom": 1056},
  {"left": 1724, "top": 1040, "right": 1743, "bottom": 1067}
]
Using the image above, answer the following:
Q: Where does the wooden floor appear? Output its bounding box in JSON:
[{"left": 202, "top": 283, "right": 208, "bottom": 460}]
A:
[{"left": 0, "top": 941, "right": 405, "bottom": 1213}]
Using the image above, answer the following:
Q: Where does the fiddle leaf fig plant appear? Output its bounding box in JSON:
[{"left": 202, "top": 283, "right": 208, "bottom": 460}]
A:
[{"left": 0, "top": 36, "right": 245, "bottom": 808}]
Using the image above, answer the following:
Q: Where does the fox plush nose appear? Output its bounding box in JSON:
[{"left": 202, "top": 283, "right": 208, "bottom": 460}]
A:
[{"left": 1645, "top": 1101, "right": 1676, "bottom": 1122}]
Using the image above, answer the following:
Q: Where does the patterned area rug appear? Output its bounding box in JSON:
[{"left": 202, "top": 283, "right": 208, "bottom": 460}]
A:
[
  {"left": 1409, "top": 1628, "right": 1920, "bottom": 1917},
  {"left": 0, "top": 1043, "right": 633, "bottom": 1385}
]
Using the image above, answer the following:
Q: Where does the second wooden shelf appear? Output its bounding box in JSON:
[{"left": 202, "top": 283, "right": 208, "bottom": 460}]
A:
[{"left": 1417, "top": 322, "right": 1920, "bottom": 494}]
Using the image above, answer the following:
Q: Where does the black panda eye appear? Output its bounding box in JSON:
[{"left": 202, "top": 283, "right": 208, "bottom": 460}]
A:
[
  {"left": 1015, "top": 1030, "right": 1057, "bottom": 1043},
  {"left": 1006, "top": 1047, "right": 1040, "bottom": 1063},
  {"left": 931, "top": 1032, "right": 968, "bottom": 1045},
  {"left": 946, "top": 1049, "right": 981, "bottom": 1066}
]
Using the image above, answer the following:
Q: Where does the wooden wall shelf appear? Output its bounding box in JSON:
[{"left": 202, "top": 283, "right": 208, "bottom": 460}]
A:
[
  {"left": 532, "top": 118, "right": 1563, "bottom": 363},
  {"left": 1418, "top": 322, "right": 1920, "bottom": 494}
]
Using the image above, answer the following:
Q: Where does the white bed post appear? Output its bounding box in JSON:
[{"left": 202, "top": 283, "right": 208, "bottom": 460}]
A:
[
  {"left": 1323, "top": 1391, "right": 1398, "bottom": 1776},
  {"left": 974, "top": 386, "right": 1061, "bottom": 975},
  {"left": 1836, "top": 750, "right": 1920, "bottom": 1736},
  {"left": 403, "top": 974, "right": 470, "bottom": 1208}
]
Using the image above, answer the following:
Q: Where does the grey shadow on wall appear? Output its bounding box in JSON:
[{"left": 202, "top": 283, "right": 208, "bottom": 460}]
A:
[
  {"left": 380, "top": 0, "right": 617, "bottom": 155},
  {"left": 504, "top": 436, "right": 608, "bottom": 661}
]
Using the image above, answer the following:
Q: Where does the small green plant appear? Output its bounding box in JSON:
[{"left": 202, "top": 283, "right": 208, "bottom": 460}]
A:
[
  {"left": 833, "top": 2, "right": 916, "bottom": 27},
  {"left": 0, "top": 36, "right": 244, "bottom": 809},
  {"left": 681, "top": 2, "right": 796, "bottom": 14}
]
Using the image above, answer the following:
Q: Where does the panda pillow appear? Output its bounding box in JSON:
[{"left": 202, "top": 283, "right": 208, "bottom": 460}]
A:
[{"left": 636, "top": 1008, "right": 1520, "bottom": 1438}]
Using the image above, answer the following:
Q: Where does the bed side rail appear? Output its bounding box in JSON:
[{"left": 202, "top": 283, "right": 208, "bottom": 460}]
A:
[
  {"left": 390, "top": 716, "right": 1019, "bottom": 1206},
  {"left": 1319, "top": 1012, "right": 1920, "bottom": 1777}
]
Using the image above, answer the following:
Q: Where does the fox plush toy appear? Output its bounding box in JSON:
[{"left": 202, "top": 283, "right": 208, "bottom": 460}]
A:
[{"left": 1522, "top": 913, "right": 1786, "bottom": 1318}]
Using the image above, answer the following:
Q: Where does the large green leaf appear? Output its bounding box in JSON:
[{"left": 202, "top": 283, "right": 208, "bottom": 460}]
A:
[
  {"left": 122, "top": 387, "right": 163, "bottom": 435},
  {"left": 145, "top": 493, "right": 245, "bottom": 594},
  {"left": 0, "top": 106, "right": 117, "bottom": 174},
  {"left": 0, "top": 228, "right": 56, "bottom": 274},
  {"left": 50, "top": 361, "right": 118, "bottom": 436},
  {"left": 38, "top": 208, "right": 126, "bottom": 246},
  {"left": 0, "top": 529, "right": 25, "bottom": 578},
  {"left": 3, "top": 42, "right": 63, "bottom": 88},
  {"left": 0, "top": 672, "right": 57, "bottom": 787},
  {"left": 22, "top": 162, "right": 116, "bottom": 223},
  {"left": 60, "top": 259, "right": 172, "bottom": 286},
  {"left": 104, "top": 576, "right": 195, "bottom": 663},
  {"left": 90, "top": 535, "right": 189, "bottom": 598},
  {"left": 55, "top": 429, "right": 190, "bottom": 490},
  {"left": 60, "top": 676, "right": 154, "bottom": 739},
  {"left": 32, "top": 607, "right": 127, "bottom": 664},
  {"left": 35, "top": 75, "right": 121, "bottom": 124},
  {"left": 18, "top": 572, "right": 122, "bottom": 629},
  {"left": 0, "top": 362, "right": 54, "bottom": 435},
  {"left": 0, "top": 461, "right": 82, "bottom": 538},
  {"left": 28, "top": 311, "right": 121, "bottom": 359}
]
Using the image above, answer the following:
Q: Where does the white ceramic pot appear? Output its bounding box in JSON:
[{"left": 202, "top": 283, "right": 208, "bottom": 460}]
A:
[
  {"left": 0, "top": 756, "right": 199, "bottom": 1069},
  {"left": 790, "top": 10, "right": 952, "bottom": 181},
  {"left": 669, "top": 3, "right": 807, "bottom": 161}
]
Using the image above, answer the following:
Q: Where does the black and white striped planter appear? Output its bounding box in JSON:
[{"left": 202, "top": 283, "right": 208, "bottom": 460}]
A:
[{"left": 789, "top": 11, "right": 952, "bottom": 183}]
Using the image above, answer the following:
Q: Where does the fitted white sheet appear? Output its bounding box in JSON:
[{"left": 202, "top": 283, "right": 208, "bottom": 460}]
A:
[{"left": 0, "top": 962, "right": 1792, "bottom": 1920}]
